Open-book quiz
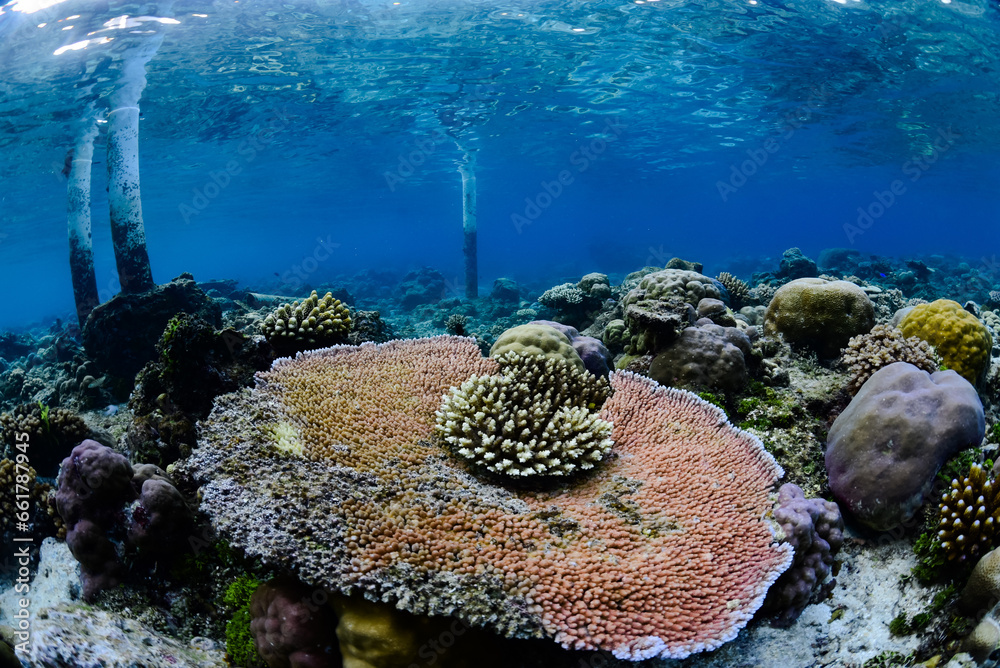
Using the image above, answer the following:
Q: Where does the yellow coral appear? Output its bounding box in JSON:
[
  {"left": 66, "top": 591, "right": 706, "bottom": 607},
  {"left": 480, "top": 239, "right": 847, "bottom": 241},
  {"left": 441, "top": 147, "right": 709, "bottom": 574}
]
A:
[{"left": 899, "top": 299, "right": 992, "bottom": 383}]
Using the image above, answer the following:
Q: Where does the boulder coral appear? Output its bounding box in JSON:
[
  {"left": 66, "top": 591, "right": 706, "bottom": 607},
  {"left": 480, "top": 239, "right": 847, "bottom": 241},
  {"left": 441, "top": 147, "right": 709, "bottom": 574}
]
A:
[
  {"left": 764, "top": 278, "right": 875, "bottom": 357},
  {"left": 174, "top": 335, "right": 793, "bottom": 661},
  {"left": 898, "top": 299, "right": 992, "bottom": 384},
  {"left": 648, "top": 321, "right": 752, "bottom": 394},
  {"left": 825, "top": 362, "right": 985, "bottom": 531}
]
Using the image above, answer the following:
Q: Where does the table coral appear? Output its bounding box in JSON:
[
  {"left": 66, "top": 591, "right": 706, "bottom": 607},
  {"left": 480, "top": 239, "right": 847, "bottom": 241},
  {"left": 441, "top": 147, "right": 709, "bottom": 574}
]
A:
[{"left": 176, "top": 335, "right": 792, "bottom": 661}]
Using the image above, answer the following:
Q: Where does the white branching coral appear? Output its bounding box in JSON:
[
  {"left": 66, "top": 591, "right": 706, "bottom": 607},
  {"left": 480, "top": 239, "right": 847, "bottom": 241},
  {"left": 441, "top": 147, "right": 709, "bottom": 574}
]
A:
[{"left": 435, "top": 351, "right": 613, "bottom": 478}]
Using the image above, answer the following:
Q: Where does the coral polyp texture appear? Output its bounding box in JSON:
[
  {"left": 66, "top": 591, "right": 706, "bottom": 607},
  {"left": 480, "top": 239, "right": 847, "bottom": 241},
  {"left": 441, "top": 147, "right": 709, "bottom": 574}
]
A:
[
  {"left": 842, "top": 324, "right": 940, "bottom": 394},
  {"left": 898, "top": 298, "right": 992, "bottom": 383},
  {"left": 262, "top": 290, "right": 351, "bottom": 355},
  {"left": 435, "top": 351, "right": 613, "bottom": 478},
  {"left": 174, "top": 336, "right": 792, "bottom": 661},
  {"left": 938, "top": 463, "right": 1000, "bottom": 563}
]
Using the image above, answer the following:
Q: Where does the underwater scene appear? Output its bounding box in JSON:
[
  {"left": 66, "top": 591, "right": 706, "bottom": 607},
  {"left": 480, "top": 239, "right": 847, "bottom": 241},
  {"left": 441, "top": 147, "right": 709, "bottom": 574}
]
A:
[{"left": 2, "top": 0, "right": 1000, "bottom": 666}]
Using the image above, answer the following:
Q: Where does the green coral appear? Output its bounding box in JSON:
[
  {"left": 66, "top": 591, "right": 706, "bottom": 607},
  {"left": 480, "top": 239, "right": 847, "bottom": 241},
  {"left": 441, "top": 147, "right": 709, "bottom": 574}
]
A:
[
  {"left": 223, "top": 574, "right": 262, "bottom": 667},
  {"left": 435, "top": 351, "right": 613, "bottom": 478}
]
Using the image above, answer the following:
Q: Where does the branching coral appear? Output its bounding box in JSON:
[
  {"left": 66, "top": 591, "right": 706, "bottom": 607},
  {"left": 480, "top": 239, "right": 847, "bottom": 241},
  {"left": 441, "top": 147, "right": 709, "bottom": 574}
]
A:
[
  {"left": 175, "top": 336, "right": 793, "bottom": 661},
  {"left": 435, "top": 351, "right": 613, "bottom": 478},
  {"left": 842, "top": 324, "right": 940, "bottom": 394},
  {"left": 262, "top": 290, "right": 351, "bottom": 355},
  {"left": 938, "top": 463, "right": 1000, "bottom": 563},
  {"left": 716, "top": 272, "right": 750, "bottom": 309}
]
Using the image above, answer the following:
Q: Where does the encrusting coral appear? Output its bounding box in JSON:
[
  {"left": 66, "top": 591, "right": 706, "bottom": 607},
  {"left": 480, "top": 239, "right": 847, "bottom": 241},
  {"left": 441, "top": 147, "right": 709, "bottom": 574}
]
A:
[
  {"left": 435, "top": 351, "right": 613, "bottom": 478},
  {"left": 174, "top": 335, "right": 793, "bottom": 661},
  {"left": 842, "top": 324, "right": 940, "bottom": 394},
  {"left": 938, "top": 463, "right": 1000, "bottom": 563},
  {"left": 262, "top": 290, "right": 351, "bottom": 355}
]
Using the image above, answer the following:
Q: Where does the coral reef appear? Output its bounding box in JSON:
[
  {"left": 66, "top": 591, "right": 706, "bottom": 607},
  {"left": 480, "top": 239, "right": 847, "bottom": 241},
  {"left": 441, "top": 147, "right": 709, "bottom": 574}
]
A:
[
  {"left": 826, "top": 362, "right": 985, "bottom": 531},
  {"left": 398, "top": 267, "right": 447, "bottom": 309},
  {"left": 23, "top": 604, "right": 227, "bottom": 667},
  {"left": 490, "top": 277, "right": 520, "bottom": 303},
  {"left": 262, "top": 290, "right": 351, "bottom": 356},
  {"left": 0, "top": 401, "right": 91, "bottom": 476},
  {"left": 762, "top": 483, "right": 845, "bottom": 627},
  {"left": 174, "top": 336, "right": 793, "bottom": 661},
  {"left": 435, "top": 351, "right": 613, "bottom": 478},
  {"left": 938, "top": 463, "right": 1000, "bottom": 564},
  {"left": 648, "top": 321, "right": 752, "bottom": 394},
  {"left": 764, "top": 278, "right": 875, "bottom": 357},
  {"left": 537, "top": 274, "right": 609, "bottom": 328},
  {"left": 842, "top": 324, "right": 940, "bottom": 394},
  {"left": 249, "top": 577, "right": 339, "bottom": 668},
  {"left": 898, "top": 299, "right": 992, "bottom": 384}
]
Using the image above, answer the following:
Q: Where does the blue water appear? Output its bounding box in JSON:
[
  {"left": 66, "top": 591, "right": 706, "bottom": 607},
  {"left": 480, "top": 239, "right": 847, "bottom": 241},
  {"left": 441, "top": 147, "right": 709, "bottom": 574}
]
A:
[{"left": 1, "top": 0, "right": 999, "bottom": 329}]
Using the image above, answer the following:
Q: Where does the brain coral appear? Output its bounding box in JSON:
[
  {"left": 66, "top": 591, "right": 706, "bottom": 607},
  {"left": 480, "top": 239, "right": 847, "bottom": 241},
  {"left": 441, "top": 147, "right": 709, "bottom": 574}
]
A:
[
  {"left": 174, "top": 336, "right": 792, "bottom": 661},
  {"left": 764, "top": 278, "right": 875, "bottom": 357},
  {"left": 435, "top": 351, "right": 613, "bottom": 478},
  {"left": 898, "top": 299, "right": 992, "bottom": 383}
]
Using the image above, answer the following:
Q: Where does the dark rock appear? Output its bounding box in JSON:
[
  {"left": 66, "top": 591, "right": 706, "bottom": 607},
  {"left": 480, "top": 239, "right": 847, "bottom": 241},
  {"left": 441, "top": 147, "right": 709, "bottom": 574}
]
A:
[{"left": 82, "top": 275, "right": 222, "bottom": 379}]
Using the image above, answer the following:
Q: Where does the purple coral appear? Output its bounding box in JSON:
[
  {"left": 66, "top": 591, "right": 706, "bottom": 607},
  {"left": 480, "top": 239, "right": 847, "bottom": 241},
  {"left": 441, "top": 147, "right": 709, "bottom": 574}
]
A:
[
  {"left": 250, "top": 578, "right": 339, "bottom": 668},
  {"left": 55, "top": 440, "right": 136, "bottom": 599},
  {"left": 529, "top": 320, "right": 613, "bottom": 378},
  {"left": 55, "top": 440, "right": 190, "bottom": 599},
  {"left": 763, "top": 483, "right": 844, "bottom": 627}
]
